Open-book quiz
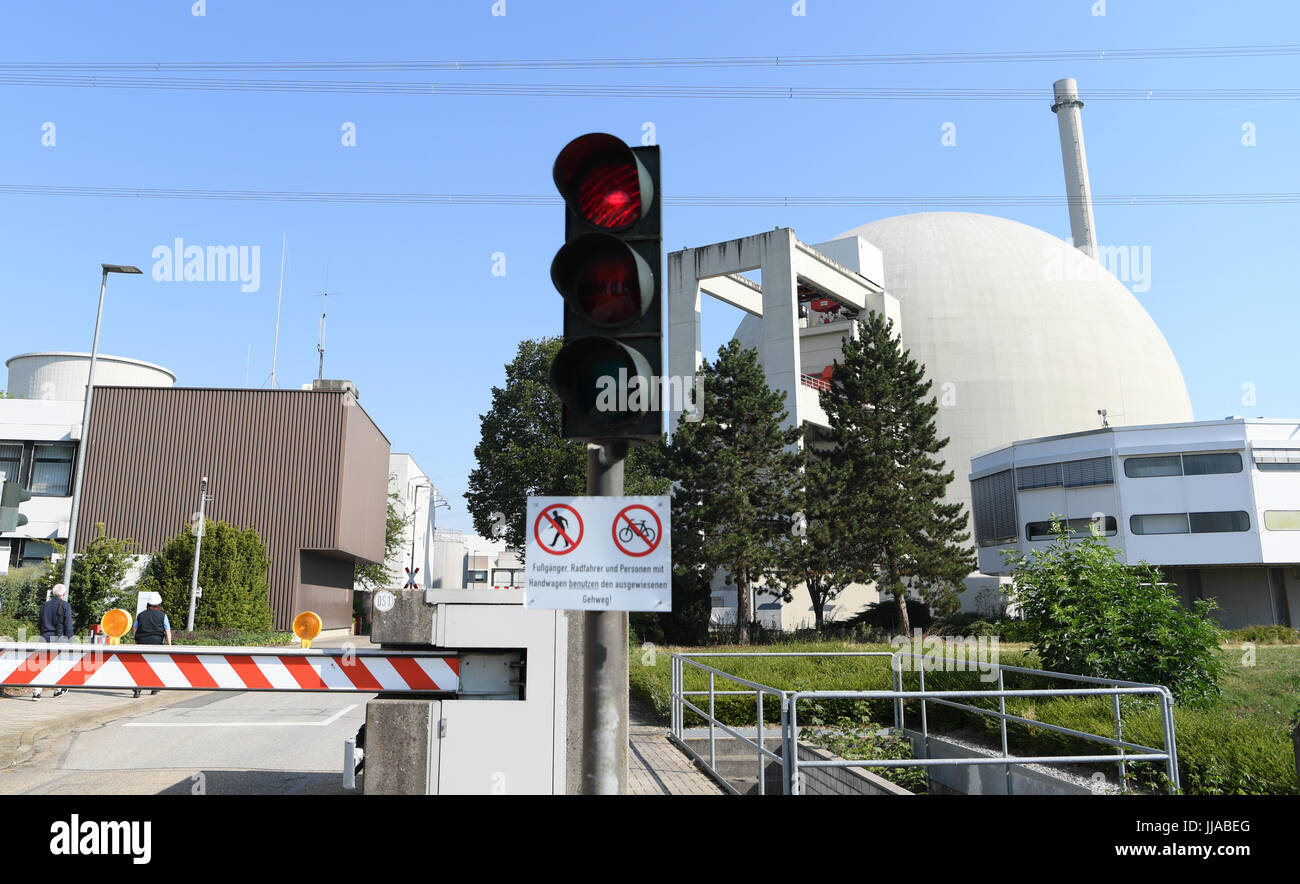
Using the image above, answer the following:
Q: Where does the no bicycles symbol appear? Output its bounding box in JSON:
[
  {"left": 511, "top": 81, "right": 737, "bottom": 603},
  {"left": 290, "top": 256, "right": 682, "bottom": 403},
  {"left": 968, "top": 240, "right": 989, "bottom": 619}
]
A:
[
  {"left": 534, "top": 503, "right": 583, "bottom": 555},
  {"left": 612, "top": 504, "right": 661, "bottom": 557}
]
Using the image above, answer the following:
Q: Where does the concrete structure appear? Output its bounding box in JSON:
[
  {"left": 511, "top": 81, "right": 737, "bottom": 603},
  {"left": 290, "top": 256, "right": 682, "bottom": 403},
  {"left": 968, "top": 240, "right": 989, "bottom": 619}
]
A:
[
  {"left": 1050, "top": 77, "right": 1098, "bottom": 259},
  {"left": 970, "top": 418, "right": 1300, "bottom": 629},
  {"left": 672, "top": 213, "right": 1193, "bottom": 628},
  {"left": 72, "top": 384, "right": 389, "bottom": 631},
  {"left": 5, "top": 352, "right": 175, "bottom": 401}
]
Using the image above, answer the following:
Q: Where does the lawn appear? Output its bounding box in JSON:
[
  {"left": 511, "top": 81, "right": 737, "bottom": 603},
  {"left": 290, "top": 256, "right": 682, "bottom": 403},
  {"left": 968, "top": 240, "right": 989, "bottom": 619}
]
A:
[{"left": 631, "top": 639, "right": 1300, "bottom": 795}]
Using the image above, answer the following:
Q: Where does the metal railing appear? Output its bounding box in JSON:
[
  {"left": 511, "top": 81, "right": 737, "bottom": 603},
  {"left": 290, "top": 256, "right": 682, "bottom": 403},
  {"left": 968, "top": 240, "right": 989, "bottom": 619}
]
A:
[{"left": 668, "top": 650, "right": 1180, "bottom": 795}]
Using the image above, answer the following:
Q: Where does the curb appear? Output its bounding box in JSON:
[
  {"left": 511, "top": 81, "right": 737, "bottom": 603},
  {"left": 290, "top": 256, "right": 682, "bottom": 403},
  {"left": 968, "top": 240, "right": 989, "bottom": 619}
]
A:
[{"left": 0, "top": 690, "right": 203, "bottom": 770}]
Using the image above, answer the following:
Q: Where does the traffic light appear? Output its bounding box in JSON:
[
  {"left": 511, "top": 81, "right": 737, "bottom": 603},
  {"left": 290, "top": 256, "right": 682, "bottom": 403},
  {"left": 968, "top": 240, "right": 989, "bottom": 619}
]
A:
[
  {"left": 549, "top": 132, "right": 662, "bottom": 442},
  {"left": 0, "top": 480, "right": 31, "bottom": 532}
]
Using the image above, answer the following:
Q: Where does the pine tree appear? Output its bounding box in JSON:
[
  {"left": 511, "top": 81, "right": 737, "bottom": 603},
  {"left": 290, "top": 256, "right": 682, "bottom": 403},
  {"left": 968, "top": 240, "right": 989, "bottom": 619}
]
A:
[
  {"left": 777, "top": 453, "right": 855, "bottom": 631},
  {"left": 822, "top": 312, "right": 975, "bottom": 635},
  {"left": 668, "top": 341, "right": 803, "bottom": 643}
]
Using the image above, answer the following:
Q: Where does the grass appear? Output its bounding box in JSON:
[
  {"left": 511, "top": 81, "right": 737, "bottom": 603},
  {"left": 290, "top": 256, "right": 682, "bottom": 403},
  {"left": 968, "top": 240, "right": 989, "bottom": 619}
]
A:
[{"left": 632, "top": 638, "right": 1300, "bottom": 795}]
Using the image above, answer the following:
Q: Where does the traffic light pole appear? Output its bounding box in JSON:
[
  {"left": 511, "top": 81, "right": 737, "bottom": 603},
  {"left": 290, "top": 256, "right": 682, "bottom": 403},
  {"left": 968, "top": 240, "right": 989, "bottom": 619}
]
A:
[{"left": 582, "top": 440, "right": 628, "bottom": 794}]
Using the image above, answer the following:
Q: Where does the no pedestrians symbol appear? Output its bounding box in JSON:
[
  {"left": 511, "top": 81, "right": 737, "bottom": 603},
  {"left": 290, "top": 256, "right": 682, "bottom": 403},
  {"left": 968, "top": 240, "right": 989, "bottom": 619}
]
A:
[
  {"left": 612, "top": 504, "right": 662, "bottom": 558},
  {"left": 534, "top": 503, "right": 584, "bottom": 555}
]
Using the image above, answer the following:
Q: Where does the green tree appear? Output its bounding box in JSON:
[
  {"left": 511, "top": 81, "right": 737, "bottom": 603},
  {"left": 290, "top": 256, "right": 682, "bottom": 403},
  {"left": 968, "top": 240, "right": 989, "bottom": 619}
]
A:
[
  {"left": 822, "top": 312, "right": 975, "bottom": 635},
  {"left": 1005, "top": 521, "right": 1225, "bottom": 705},
  {"left": 137, "top": 521, "right": 273, "bottom": 631},
  {"left": 355, "top": 490, "right": 405, "bottom": 590},
  {"left": 776, "top": 454, "right": 856, "bottom": 631},
  {"left": 668, "top": 341, "right": 803, "bottom": 644},
  {"left": 465, "top": 336, "right": 667, "bottom": 555},
  {"left": 68, "top": 524, "right": 137, "bottom": 629}
]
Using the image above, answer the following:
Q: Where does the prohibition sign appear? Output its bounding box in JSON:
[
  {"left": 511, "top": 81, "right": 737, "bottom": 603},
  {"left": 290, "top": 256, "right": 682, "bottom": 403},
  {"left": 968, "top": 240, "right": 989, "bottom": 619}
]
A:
[
  {"left": 612, "top": 504, "right": 662, "bottom": 557},
  {"left": 534, "top": 503, "right": 583, "bottom": 555}
]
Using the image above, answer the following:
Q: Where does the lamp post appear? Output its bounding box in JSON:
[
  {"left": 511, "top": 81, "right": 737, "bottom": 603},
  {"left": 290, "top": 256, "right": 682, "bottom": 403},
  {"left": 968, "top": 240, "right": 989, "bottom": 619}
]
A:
[
  {"left": 63, "top": 264, "right": 142, "bottom": 595},
  {"left": 408, "top": 483, "right": 429, "bottom": 587}
]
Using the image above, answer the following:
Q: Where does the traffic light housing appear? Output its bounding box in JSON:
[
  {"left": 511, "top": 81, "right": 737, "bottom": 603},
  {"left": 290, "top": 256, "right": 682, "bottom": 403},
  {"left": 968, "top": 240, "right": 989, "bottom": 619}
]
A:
[
  {"left": 0, "top": 480, "right": 31, "bottom": 532},
  {"left": 549, "top": 133, "right": 662, "bottom": 443}
]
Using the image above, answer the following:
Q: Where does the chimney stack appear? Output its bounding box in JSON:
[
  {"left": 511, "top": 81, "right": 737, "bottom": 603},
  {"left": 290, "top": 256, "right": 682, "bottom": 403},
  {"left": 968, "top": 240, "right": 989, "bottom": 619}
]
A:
[{"left": 1051, "top": 77, "right": 1098, "bottom": 260}]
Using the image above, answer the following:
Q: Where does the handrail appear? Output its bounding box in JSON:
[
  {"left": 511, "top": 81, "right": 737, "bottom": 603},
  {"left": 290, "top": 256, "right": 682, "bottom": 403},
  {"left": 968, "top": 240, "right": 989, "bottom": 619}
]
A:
[{"left": 668, "top": 649, "right": 1181, "bottom": 796}]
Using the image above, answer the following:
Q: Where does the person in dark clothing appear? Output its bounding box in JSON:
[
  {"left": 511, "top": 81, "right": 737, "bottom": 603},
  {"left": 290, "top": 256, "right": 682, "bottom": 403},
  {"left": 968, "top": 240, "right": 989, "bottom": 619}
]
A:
[
  {"left": 132, "top": 592, "right": 172, "bottom": 697},
  {"left": 35, "top": 584, "right": 75, "bottom": 699}
]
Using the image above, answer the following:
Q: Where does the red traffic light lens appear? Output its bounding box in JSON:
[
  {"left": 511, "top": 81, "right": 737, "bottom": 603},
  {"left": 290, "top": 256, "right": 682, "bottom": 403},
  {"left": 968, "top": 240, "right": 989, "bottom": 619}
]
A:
[
  {"left": 553, "top": 133, "right": 652, "bottom": 231},
  {"left": 576, "top": 160, "right": 642, "bottom": 229},
  {"left": 552, "top": 234, "right": 653, "bottom": 328},
  {"left": 575, "top": 251, "right": 640, "bottom": 324}
]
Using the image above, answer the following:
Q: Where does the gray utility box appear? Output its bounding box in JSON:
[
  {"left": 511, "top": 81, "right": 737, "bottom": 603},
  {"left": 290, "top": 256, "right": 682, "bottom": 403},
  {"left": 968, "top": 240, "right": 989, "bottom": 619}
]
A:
[{"left": 365, "top": 588, "right": 568, "bottom": 795}]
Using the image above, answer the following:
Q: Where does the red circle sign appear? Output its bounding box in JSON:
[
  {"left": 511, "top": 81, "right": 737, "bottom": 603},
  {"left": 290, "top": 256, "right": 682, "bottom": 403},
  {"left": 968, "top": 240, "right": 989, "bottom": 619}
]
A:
[
  {"left": 612, "top": 504, "right": 662, "bottom": 557},
  {"left": 534, "top": 504, "right": 584, "bottom": 555}
]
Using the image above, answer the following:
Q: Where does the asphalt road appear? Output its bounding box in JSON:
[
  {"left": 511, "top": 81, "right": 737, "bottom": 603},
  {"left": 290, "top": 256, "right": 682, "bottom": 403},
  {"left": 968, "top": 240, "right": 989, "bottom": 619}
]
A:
[{"left": 0, "top": 689, "right": 371, "bottom": 795}]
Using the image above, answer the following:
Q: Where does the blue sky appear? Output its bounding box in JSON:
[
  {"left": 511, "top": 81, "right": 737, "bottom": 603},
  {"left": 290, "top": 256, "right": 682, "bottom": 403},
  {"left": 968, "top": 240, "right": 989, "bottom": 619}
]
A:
[{"left": 1, "top": 1, "right": 1297, "bottom": 533}]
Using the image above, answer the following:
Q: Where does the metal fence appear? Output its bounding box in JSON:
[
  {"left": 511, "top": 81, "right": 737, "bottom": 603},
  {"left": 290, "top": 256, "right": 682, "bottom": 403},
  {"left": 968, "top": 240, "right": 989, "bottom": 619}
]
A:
[{"left": 669, "top": 650, "right": 1180, "bottom": 795}]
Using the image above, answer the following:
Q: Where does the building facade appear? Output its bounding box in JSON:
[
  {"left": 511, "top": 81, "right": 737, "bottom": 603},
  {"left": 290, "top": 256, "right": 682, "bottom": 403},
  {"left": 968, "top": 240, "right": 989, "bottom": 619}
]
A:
[
  {"left": 74, "top": 384, "right": 389, "bottom": 631},
  {"left": 970, "top": 418, "right": 1300, "bottom": 629}
]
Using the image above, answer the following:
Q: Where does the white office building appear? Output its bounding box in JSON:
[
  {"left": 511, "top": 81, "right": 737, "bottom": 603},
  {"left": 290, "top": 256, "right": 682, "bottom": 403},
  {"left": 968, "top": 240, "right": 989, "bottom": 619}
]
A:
[{"left": 969, "top": 418, "right": 1300, "bottom": 629}]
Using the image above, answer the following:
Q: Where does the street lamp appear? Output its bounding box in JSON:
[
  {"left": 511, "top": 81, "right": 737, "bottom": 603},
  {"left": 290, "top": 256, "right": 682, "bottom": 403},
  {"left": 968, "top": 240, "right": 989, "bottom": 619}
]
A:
[
  {"left": 407, "top": 482, "right": 450, "bottom": 589},
  {"left": 63, "top": 264, "right": 143, "bottom": 595}
]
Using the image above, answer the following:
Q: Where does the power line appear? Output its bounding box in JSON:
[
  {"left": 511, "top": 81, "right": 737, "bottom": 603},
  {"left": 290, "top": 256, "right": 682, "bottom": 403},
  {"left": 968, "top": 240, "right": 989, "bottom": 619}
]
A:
[
  {"left": 0, "top": 183, "right": 1295, "bottom": 207},
  {"left": 2, "top": 43, "right": 1297, "bottom": 71},
  {"left": 0, "top": 73, "right": 1297, "bottom": 101}
]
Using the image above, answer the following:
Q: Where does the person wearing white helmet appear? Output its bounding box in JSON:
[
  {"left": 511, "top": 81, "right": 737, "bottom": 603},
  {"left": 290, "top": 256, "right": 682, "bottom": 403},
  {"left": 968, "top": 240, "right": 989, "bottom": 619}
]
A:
[{"left": 131, "top": 592, "right": 172, "bottom": 697}]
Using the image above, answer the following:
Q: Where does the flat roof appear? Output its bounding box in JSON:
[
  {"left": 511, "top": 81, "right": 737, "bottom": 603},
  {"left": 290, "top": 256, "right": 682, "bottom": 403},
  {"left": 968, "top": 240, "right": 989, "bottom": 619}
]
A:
[{"left": 971, "top": 416, "right": 1300, "bottom": 461}]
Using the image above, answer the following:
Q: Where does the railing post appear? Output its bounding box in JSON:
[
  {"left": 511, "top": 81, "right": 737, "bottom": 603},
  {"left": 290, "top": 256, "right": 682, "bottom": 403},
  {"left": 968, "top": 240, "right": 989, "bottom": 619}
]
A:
[
  {"left": 1162, "top": 691, "right": 1180, "bottom": 794},
  {"left": 757, "top": 690, "right": 765, "bottom": 795},
  {"left": 998, "top": 668, "right": 1011, "bottom": 795},
  {"left": 780, "top": 692, "right": 791, "bottom": 795},
  {"left": 789, "top": 693, "right": 800, "bottom": 795},
  {"left": 892, "top": 659, "right": 903, "bottom": 732},
  {"left": 1112, "top": 691, "right": 1127, "bottom": 792},
  {"left": 918, "top": 661, "right": 928, "bottom": 753},
  {"left": 708, "top": 671, "right": 716, "bottom": 769}
]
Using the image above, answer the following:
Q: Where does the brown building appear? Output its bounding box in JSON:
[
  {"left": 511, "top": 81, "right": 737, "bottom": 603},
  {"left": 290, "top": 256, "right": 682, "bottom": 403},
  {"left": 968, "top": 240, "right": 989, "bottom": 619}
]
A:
[{"left": 75, "top": 383, "right": 390, "bottom": 631}]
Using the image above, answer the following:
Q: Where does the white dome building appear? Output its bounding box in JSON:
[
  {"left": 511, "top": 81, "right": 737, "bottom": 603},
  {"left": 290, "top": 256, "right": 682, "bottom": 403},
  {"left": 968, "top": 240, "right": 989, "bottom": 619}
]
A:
[{"left": 732, "top": 212, "right": 1193, "bottom": 532}]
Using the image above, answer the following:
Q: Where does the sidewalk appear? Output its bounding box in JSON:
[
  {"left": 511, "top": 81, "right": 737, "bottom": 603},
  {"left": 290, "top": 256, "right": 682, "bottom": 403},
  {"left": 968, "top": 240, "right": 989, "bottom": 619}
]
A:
[
  {"left": 0, "top": 686, "right": 201, "bottom": 769},
  {"left": 627, "top": 698, "right": 725, "bottom": 796}
]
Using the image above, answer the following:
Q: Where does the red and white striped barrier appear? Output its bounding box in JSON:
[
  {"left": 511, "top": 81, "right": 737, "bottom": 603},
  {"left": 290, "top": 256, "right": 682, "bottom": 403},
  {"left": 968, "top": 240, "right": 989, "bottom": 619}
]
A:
[{"left": 0, "top": 643, "right": 459, "bottom": 693}]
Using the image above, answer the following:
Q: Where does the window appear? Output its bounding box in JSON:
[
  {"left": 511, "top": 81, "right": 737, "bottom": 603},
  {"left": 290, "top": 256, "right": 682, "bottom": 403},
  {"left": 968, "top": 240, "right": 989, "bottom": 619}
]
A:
[
  {"left": 1182, "top": 453, "right": 1242, "bottom": 475},
  {"left": 1025, "top": 516, "right": 1117, "bottom": 541},
  {"left": 1016, "top": 463, "right": 1061, "bottom": 490},
  {"left": 971, "top": 470, "right": 1017, "bottom": 546},
  {"left": 0, "top": 443, "right": 20, "bottom": 485},
  {"left": 20, "top": 540, "right": 55, "bottom": 566},
  {"left": 1124, "top": 452, "right": 1243, "bottom": 478},
  {"left": 1124, "top": 455, "right": 1182, "bottom": 478},
  {"left": 1189, "top": 511, "right": 1250, "bottom": 533},
  {"left": 1264, "top": 511, "right": 1300, "bottom": 531},
  {"left": 1130, "top": 513, "right": 1190, "bottom": 535},
  {"left": 1254, "top": 448, "right": 1300, "bottom": 472},
  {"left": 31, "top": 444, "right": 74, "bottom": 495},
  {"left": 1062, "top": 457, "right": 1114, "bottom": 488}
]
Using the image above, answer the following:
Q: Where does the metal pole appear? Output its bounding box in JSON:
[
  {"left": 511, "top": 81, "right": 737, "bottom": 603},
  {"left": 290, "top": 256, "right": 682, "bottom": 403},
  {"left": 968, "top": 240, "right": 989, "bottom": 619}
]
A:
[
  {"left": 408, "top": 483, "right": 427, "bottom": 588},
  {"left": 1112, "top": 692, "right": 1127, "bottom": 792},
  {"left": 63, "top": 269, "right": 109, "bottom": 594},
  {"left": 185, "top": 477, "right": 209, "bottom": 632},
  {"left": 581, "top": 441, "right": 627, "bottom": 794},
  {"left": 999, "top": 668, "right": 1011, "bottom": 795},
  {"left": 757, "top": 690, "right": 765, "bottom": 795}
]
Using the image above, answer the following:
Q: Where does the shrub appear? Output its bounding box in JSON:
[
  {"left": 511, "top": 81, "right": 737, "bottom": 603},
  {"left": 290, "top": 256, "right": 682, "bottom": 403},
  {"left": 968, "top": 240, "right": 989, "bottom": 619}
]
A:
[
  {"left": 1226, "top": 624, "right": 1300, "bottom": 645},
  {"left": 804, "top": 711, "right": 929, "bottom": 793},
  {"left": 0, "top": 564, "right": 54, "bottom": 624},
  {"left": 136, "top": 521, "right": 274, "bottom": 631},
  {"left": 1005, "top": 521, "right": 1225, "bottom": 706}
]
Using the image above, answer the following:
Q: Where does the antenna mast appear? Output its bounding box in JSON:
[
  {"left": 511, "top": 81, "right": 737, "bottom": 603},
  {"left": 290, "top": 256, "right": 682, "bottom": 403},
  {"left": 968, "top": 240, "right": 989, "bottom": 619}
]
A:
[{"left": 271, "top": 233, "right": 286, "bottom": 389}]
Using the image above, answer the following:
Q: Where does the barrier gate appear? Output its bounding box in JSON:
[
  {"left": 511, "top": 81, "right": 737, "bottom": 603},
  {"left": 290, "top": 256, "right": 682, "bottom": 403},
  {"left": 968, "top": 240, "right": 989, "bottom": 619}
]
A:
[{"left": 0, "top": 643, "right": 462, "bottom": 694}]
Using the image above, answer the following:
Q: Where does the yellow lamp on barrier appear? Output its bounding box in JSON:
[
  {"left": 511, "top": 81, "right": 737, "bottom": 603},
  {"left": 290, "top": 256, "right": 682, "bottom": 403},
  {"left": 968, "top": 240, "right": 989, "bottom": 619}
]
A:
[
  {"left": 100, "top": 608, "right": 132, "bottom": 645},
  {"left": 293, "top": 611, "right": 322, "bottom": 648}
]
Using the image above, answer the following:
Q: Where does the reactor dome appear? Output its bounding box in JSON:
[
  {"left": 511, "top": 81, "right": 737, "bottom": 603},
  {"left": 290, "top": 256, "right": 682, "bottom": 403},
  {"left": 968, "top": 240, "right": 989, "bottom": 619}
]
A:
[{"left": 734, "top": 211, "right": 1194, "bottom": 531}]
